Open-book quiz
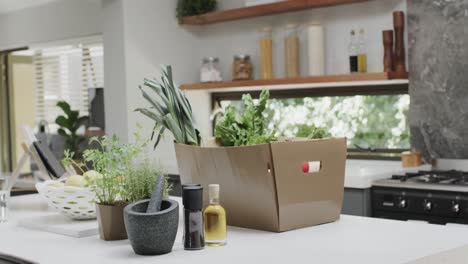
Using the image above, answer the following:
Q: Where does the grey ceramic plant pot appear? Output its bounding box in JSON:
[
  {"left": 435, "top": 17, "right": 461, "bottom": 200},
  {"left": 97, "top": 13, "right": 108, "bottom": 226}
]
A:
[{"left": 124, "top": 199, "right": 179, "bottom": 255}]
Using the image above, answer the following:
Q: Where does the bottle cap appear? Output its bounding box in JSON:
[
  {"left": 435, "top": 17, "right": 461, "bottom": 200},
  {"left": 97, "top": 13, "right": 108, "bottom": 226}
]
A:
[
  {"left": 259, "top": 26, "right": 273, "bottom": 32},
  {"left": 208, "top": 184, "right": 220, "bottom": 200},
  {"left": 234, "top": 54, "right": 251, "bottom": 60},
  {"left": 285, "top": 23, "right": 298, "bottom": 29},
  {"left": 306, "top": 21, "right": 322, "bottom": 26},
  {"left": 182, "top": 186, "right": 203, "bottom": 210},
  {"left": 182, "top": 183, "right": 201, "bottom": 189}
]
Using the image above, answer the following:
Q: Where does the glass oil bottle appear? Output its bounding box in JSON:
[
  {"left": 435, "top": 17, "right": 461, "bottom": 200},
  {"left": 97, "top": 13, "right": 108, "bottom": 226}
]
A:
[
  {"left": 348, "top": 30, "right": 358, "bottom": 73},
  {"left": 357, "top": 28, "right": 368, "bottom": 73},
  {"left": 203, "top": 184, "right": 227, "bottom": 246}
]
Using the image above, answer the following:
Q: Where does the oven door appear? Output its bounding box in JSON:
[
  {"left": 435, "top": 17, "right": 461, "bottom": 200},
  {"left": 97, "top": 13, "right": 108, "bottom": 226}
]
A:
[{"left": 371, "top": 187, "right": 468, "bottom": 225}]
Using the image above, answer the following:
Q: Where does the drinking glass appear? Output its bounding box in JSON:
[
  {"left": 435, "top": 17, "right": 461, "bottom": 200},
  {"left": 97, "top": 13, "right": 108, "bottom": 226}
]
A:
[{"left": 0, "top": 176, "right": 11, "bottom": 223}]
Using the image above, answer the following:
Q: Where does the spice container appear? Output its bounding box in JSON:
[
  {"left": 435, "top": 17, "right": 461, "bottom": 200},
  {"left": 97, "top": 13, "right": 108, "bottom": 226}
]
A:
[
  {"left": 232, "top": 55, "right": 253, "bottom": 81},
  {"left": 182, "top": 185, "right": 204, "bottom": 250},
  {"left": 401, "top": 151, "right": 422, "bottom": 168},
  {"left": 259, "top": 27, "right": 274, "bottom": 80},
  {"left": 306, "top": 22, "right": 325, "bottom": 76},
  {"left": 200, "top": 57, "right": 222, "bottom": 83},
  {"left": 284, "top": 24, "right": 300, "bottom": 78}
]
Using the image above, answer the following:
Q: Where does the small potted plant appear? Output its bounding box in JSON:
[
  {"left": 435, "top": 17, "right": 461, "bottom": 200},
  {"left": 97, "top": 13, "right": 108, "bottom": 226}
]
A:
[
  {"left": 81, "top": 135, "right": 143, "bottom": 241},
  {"left": 176, "top": 0, "right": 217, "bottom": 18}
]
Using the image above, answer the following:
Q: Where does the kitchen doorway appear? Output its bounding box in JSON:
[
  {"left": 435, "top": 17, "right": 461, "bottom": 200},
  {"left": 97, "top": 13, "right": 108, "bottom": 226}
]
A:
[
  {"left": 0, "top": 47, "right": 31, "bottom": 174},
  {"left": 0, "top": 36, "right": 105, "bottom": 176}
]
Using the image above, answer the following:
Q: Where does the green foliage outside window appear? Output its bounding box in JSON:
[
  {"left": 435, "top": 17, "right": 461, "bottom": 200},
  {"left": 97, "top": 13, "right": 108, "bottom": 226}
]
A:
[{"left": 222, "top": 95, "right": 410, "bottom": 149}]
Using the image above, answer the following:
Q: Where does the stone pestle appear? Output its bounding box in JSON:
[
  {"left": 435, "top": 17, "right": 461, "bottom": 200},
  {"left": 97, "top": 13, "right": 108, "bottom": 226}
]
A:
[{"left": 146, "top": 175, "right": 165, "bottom": 213}]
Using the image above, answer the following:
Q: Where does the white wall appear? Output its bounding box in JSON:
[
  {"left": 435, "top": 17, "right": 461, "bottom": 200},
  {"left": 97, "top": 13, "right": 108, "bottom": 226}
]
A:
[
  {"left": 119, "top": 0, "right": 203, "bottom": 172},
  {"left": 101, "top": 0, "right": 129, "bottom": 142},
  {"left": 103, "top": 0, "right": 407, "bottom": 174},
  {"left": 0, "top": 0, "right": 408, "bottom": 174},
  {"left": 0, "top": 0, "right": 102, "bottom": 49},
  {"left": 198, "top": 0, "right": 406, "bottom": 79}
]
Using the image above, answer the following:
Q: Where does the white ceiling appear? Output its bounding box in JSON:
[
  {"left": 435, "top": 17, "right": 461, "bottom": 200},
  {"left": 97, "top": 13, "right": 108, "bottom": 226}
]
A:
[{"left": 0, "top": 0, "right": 60, "bottom": 14}]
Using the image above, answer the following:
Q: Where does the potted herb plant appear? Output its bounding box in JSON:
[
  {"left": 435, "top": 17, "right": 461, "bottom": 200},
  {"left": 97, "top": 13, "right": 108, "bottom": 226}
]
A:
[
  {"left": 80, "top": 127, "right": 170, "bottom": 241},
  {"left": 81, "top": 134, "right": 143, "bottom": 241}
]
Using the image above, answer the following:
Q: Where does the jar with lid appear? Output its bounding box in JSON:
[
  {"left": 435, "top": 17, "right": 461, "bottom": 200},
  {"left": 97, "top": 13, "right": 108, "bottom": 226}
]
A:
[
  {"left": 284, "top": 23, "right": 300, "bottom": 78},
  {"left": 232, "top": 55, "right": 253, "bottom": 81},
  {"left": 200, "top": 57, "right": 222, "bottom": 83},
  {"left": 306, "top": 22, "right": 325, "bottom": 76},
  {"left": 259, "top": 27, "right": 274, "bottom": 80}
]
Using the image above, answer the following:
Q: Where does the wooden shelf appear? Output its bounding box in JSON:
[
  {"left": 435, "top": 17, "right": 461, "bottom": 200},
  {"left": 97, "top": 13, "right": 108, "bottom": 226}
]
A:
[
  {"left": 180, "top": 72, "right": 409, "bottom": 91},
  {"left": 179, "top": 0, "right": 374, "bottom": 25}
]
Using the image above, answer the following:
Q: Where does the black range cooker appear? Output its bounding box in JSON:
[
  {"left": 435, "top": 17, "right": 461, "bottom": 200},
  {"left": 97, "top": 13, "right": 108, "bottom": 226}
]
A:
[{"left": 372, "top": 159, "right": 468, "bottom": 225}]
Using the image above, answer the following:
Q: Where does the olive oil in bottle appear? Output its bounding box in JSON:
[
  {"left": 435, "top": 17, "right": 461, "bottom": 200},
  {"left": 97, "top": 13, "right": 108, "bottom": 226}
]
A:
[
  {"left": 357, "top": 28, "right": 368, "bottom": 73},
  {"left": 348, "top": 30, "right": 358, "bottom": 73},
  {"left": 203, "top": 184, "right": 227, "bottom": 246}
]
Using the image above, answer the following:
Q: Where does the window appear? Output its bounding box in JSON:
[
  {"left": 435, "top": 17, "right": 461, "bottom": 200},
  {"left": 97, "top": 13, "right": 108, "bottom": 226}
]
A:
[
  {"left": 212, "top": 85, "right": 409, "bottom": 159},
  {"left": 33, "top": 41, "right": 104, "bottom": 129}
]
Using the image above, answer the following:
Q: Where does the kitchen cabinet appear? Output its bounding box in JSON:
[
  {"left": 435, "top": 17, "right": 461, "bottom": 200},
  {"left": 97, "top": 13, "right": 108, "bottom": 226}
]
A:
[{"left": 343, "top": 188, "right": 372, "bottom": 216}]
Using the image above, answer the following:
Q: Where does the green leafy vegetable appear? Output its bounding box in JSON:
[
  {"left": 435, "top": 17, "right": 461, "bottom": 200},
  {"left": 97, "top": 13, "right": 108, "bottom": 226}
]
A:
[
  {"left": 294, "top": 124, "right": 330, "bottom": 139},
  {"left": 215, "top": 90, "right": 277, "bottom": 146},
  {"left": 136, "top": 65, "right": 201, "bottom": 148}
]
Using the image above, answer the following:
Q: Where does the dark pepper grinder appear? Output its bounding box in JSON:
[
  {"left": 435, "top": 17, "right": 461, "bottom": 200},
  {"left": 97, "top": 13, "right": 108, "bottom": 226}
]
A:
[
  {"left": 383, "top": 30, "right": 394, "bottom": 72},
  {"left": 182, "top": 185, "right": 205, "bottom": 250},
  {"left": 393, "top": 11, "right": 406, "bottom": 74}
]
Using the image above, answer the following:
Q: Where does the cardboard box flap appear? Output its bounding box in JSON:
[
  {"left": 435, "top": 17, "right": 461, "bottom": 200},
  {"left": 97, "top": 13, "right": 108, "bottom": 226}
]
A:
[
  {"left": 175, "top": 143, "right": 280, "bottom": 231},
  {"left": 270, "top": 138, "right": 347, "bottom": 231}
]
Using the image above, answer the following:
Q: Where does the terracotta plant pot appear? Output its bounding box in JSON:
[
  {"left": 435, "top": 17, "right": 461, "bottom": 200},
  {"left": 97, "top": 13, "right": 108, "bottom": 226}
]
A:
[
  {"left": 124, "top": 199, "right": 179, "bottom": 255},
  {"left": 96, "top": 203, "right": 128, "bottom": 241}
]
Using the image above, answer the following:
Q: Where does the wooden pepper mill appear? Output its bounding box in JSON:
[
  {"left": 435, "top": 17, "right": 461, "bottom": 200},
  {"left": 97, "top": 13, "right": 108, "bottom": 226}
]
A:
[
  {"left": 393, "top": 11, "right": 406, "bottom": 73},
  {"left": 382, "top": 30, "right": 394, "bottom": 72}
]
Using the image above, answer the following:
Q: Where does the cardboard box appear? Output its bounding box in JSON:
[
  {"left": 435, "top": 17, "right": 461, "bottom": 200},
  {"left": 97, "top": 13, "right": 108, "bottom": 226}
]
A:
[{"left": 174, "top": 137, "right": 347, "bottom": 232}]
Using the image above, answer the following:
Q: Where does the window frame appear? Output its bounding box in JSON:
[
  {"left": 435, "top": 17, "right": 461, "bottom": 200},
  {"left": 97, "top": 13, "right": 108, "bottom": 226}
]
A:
[{"left": 210, "top": 83, "right": 409, "bottom": 160}]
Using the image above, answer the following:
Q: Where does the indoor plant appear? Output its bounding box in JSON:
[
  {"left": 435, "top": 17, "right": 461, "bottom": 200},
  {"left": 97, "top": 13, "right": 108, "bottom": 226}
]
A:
[
  {"left": 176, "top": 0, "right": 217, "bottom": 18},
  {"left": 55, "top": 101, "right": 89, "bottom": 159},
  {"left": 83, "top": 135, "right": 135, "bottom": 241},
  {"left": 79, "top": 128, "right": 168, "bottom": 241}
]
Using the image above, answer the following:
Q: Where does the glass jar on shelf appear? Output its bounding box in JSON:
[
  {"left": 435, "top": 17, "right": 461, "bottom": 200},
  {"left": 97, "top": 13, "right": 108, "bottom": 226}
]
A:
[
  {"left": 200, "top": 57, "right": 222, "bottom": 83},
  {"left": 284, "top": 23, "right": 300, "bottom": 78},
  {"left": 259, "top": 27, "right": 274, "bottom": 80},
  {"left": 232, "top": 54, "right": 253, "bottom": 81}
]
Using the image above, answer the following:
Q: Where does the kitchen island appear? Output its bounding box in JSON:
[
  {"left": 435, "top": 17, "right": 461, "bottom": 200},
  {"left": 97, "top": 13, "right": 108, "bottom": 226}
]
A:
[{"left": 1, "top": 194, "right": 467, "bottom": 264}]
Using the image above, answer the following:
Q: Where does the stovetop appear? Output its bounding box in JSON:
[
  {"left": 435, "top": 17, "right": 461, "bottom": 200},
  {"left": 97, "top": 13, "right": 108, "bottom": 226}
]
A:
[
  {"left": 372, "top": 160, "right": 468, "bottom": 224},
  {"left": 373, "top": 170, "right": 468, "bottom": 192},
  {"left": 392, "top": 170, "right": 468, "bottom": 185}
]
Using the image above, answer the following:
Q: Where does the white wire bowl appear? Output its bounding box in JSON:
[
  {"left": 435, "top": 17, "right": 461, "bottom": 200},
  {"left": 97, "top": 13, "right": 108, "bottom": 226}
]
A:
[{"left": 36, "top": 180, "right": 97, "bottom": 220}]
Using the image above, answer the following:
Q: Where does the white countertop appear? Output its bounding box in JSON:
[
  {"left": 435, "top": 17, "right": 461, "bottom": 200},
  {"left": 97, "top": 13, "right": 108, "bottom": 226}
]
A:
[
  {"left": 344, "top": 160, "right": 431, "bottom": 189},
  {"left": 1, "top": 194, "right": 468, "bottom": 264}
]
